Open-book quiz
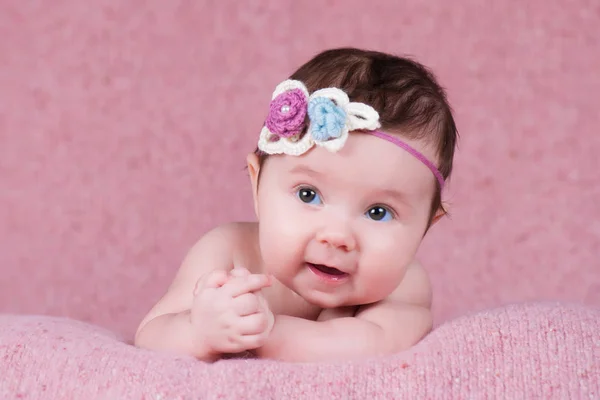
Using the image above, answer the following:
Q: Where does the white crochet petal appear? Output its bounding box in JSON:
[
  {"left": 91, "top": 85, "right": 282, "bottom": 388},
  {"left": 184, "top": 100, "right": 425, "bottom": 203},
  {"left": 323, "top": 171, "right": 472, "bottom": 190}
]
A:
[
  {"left": 258, "top": 126, "right": 314, "bottom": 156},
  {"left": 345, "top": 102, "right": 381, "bottom": 131},
  {"left": 308, "top": 87, "right": 350, "bottom": 107},
  {"left": 272, "top": 79, "right": 309, "bottom": 99}
]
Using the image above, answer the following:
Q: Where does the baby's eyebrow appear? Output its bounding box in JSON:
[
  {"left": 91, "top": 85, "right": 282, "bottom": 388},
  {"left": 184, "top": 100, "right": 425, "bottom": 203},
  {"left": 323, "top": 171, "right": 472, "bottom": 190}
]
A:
[
  {"left": 373, "top": 188, "right": 414, "bottom": 209},
  {"left": 288, "top": 164, "right": 322, "bottom": 178}
]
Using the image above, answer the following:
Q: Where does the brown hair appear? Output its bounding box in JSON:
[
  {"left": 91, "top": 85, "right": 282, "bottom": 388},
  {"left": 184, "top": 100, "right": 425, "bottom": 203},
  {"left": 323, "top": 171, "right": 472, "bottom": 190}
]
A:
[{"left": 255, "top": 47, "right": 458, "bottom": 226}]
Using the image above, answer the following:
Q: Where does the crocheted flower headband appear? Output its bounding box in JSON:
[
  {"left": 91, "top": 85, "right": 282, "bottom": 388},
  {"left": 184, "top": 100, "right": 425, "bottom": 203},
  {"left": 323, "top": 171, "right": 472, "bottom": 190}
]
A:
[{"left": 257, "top": 79, "right": 445, "bottom": 189}]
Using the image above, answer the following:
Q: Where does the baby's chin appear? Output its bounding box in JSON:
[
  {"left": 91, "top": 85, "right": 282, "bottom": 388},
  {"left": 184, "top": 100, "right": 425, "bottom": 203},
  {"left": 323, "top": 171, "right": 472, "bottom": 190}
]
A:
[
  {"left": 293, "top": 288, "right": 365, "bottom": 309},
  {"left": 269, "top": 270, "right": 387, "bottom": 309}
]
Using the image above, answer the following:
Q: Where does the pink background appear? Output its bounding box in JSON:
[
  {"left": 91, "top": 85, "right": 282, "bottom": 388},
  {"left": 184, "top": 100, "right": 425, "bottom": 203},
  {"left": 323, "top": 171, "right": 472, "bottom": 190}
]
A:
[{"left": 0, "top": 1, "right": 598, "bottom": 340}]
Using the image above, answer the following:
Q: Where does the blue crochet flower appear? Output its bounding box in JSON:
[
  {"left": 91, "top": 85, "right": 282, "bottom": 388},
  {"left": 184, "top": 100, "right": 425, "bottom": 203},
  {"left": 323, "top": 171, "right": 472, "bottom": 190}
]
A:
[{"left": 307, "top": 97, "right": 347, "bottom": 141}]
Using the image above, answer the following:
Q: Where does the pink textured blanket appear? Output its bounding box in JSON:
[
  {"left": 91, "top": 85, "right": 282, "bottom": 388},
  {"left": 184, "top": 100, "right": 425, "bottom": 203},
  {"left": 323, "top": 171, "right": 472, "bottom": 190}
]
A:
[{"left": 1, "top": 302, "right": 598, "bottom": 399}]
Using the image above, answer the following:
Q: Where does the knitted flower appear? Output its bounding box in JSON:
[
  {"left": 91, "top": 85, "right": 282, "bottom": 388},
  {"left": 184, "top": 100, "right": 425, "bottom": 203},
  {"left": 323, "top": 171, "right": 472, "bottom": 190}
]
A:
[
  {"left": 265, "top": 88, "right": 307, "bottom": 138},
  {"left": 307, "top": 97, "right": 347, "bottom": 141},
  {"left": 307, "top": 87, "right": 381, "bottom": 153},
  {"left": 258, "top": 79, "right": 381, "bottom": 156},
  {"left": 258, "top": 80, "right": 315, "bottom": 156}
]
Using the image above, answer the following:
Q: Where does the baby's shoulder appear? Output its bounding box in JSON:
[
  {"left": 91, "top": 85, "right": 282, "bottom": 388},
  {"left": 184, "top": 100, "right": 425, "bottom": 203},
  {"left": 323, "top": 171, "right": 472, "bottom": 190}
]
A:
[
  {"left": 195, "top": 221, "right": 258, "bottom": 251},
  {"left": 192, "top": 221, "right": 259, "bottom": 265},
  {"left": 386, "top": 260, "right": 432, "bottom": 308}
]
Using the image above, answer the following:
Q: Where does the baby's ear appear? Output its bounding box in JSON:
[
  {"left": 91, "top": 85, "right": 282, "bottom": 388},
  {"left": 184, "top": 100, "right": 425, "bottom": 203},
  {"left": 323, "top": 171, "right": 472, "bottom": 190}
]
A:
[
  {"left": 430, "top": 203, "right": 448, "bottom": 225},
  {"left": 246, "top": 153, "right": 261, "bottom": 218}
]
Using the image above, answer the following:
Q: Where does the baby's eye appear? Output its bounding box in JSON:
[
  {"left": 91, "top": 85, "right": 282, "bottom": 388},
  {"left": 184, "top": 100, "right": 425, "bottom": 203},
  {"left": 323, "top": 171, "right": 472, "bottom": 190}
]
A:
[
  {"left": 366, "top": 206, "right": 393, "bottom": 222},
  {"left": 297, "top": 187, "right": 322, "bottom": 205}
]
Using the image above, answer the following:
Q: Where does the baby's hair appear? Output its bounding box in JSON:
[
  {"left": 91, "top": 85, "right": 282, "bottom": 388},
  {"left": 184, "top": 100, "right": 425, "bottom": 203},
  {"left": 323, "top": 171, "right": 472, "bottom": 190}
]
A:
[{"left": 255, "top": 47, "right": 458, "bottom": 225}]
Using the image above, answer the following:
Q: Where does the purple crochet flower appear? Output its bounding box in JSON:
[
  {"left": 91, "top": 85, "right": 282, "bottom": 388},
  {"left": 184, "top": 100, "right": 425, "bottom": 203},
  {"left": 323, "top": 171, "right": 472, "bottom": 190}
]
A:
[{"left": 265, "top": 89, "right": 307, "bottom": 138}]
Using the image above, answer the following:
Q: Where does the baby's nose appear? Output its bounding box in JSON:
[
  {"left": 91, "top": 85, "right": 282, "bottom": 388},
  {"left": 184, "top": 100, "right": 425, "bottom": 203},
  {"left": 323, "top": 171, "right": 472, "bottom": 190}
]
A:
[{"left": 315, "top": 225, "right": 356, "bottom": 252}]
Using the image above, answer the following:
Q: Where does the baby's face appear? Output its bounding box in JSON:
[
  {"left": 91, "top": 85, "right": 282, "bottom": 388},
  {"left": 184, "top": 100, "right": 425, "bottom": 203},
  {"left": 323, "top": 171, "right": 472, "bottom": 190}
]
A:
[{"left": 248, "top": 131, "right": 439, "bottom": 308}]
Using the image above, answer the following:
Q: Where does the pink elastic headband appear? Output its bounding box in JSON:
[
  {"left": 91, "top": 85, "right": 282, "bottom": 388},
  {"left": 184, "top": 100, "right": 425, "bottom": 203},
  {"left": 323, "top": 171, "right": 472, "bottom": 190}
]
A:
[
  {"left": 368, "top": 130, "right": 445, "bottom": 190},
  {"left": 257, "top": 79, "right": 445, "bottom": 190}
]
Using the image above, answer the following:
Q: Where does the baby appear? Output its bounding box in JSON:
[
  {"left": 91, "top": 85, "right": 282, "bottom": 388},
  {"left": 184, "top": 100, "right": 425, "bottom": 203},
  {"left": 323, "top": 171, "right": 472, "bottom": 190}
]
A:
[{"left": 134, "top": 48, "right": 458, "bottom": 363}]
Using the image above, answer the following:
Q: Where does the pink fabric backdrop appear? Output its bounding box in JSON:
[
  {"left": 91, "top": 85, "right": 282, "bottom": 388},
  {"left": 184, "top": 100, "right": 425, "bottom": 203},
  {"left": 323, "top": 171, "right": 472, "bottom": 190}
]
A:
[{"left": 0, "top": 1, "right": 598, "bottom": 340}]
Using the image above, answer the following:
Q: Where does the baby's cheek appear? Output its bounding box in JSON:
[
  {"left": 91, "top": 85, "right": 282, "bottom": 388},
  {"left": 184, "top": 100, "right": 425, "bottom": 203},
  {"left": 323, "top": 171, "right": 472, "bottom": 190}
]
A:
[
  {"left": 259, "top": 232, "right": 294, "bottom": 273},
  {"left": 363, "top": 262, "right": 407, "bottom": 298}
]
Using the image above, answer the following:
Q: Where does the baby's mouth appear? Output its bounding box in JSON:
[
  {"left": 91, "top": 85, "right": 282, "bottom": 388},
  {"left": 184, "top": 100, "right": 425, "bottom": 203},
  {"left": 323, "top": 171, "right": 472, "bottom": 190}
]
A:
[
  {"left": 307, "top": 263, "right": 349, "bottom": 281},
  {"left": 311, "top": 264, "right": 346, "bottom": 275}
]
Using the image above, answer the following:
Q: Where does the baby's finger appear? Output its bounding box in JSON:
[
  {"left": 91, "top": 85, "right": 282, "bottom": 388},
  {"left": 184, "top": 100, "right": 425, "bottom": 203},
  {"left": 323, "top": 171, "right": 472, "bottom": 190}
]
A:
[
  {"left": 232, "top": 292, "right": 261, "bottom": 316},
  {"left": 205, "top": 270, "right": 229, "bottom": 288},
  {"left": 234, "top": 333, "right": 266, "bottom": 350},
  {"left": 194, "top": 270, "right": 229, "bottom": 295},
  {"left": 223, "top": 274, "right": 271, "bottom": 297},
  {"left": 256, "top": 292, "right": 272, "bottom": 313},
  {"left": 237, "top": 313, "right": 270, "bottom": 335},
  {"left": 229, "top": 266, "right": 251, "bottom": 278}
]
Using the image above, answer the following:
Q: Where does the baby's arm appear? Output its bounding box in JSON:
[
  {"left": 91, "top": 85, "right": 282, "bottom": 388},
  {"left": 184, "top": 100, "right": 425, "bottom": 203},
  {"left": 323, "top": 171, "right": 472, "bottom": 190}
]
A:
[
  {"left": 134, "top": 224, "right": 251, "bottom": 361},
  {"left": 255, "top": 262, "right": 432, "bottom": 362}
]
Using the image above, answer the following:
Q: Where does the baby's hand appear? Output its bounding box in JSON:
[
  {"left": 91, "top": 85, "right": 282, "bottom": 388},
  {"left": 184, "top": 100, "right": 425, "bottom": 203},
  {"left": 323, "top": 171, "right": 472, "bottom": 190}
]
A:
[{"left": 190, "top": 267, "right": 274, "bottom": 356}]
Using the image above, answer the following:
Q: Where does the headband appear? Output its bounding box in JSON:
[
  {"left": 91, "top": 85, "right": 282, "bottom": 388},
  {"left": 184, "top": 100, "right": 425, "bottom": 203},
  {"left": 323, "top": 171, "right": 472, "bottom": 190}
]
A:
[{"left": 257, "top": 79, "right": 445, "bottom": 189}]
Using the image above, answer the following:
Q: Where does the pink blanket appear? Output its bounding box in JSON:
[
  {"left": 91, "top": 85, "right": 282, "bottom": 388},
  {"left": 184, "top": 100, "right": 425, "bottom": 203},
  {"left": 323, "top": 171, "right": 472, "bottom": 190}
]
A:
[{"left": 1, "top": 302, "right": 598, "bottom": 399}]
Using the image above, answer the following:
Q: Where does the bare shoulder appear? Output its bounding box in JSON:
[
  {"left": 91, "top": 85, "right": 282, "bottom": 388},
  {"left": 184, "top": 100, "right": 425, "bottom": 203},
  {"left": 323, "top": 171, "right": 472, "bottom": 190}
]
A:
[
  {"left": 136, "top": 221, "right": 257, "bottom": 335},
  {"left": 173, "top": 221, "right": 258, "bottom": 287},
  {"left": 354, "top": 259, "right": 432, "bottom": 325},
  {"left": 386, "top": 259, "right": 432, "bottom": 308},
  {"left": 353, "top": 260, "right": 433, "bottom": 352}
]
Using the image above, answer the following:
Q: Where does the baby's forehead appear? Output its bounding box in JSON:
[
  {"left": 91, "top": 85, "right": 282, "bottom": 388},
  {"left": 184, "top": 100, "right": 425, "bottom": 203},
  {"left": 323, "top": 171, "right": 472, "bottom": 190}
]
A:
[{"left": 274, "top": 133, "right": 437, "bottom": 194}]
